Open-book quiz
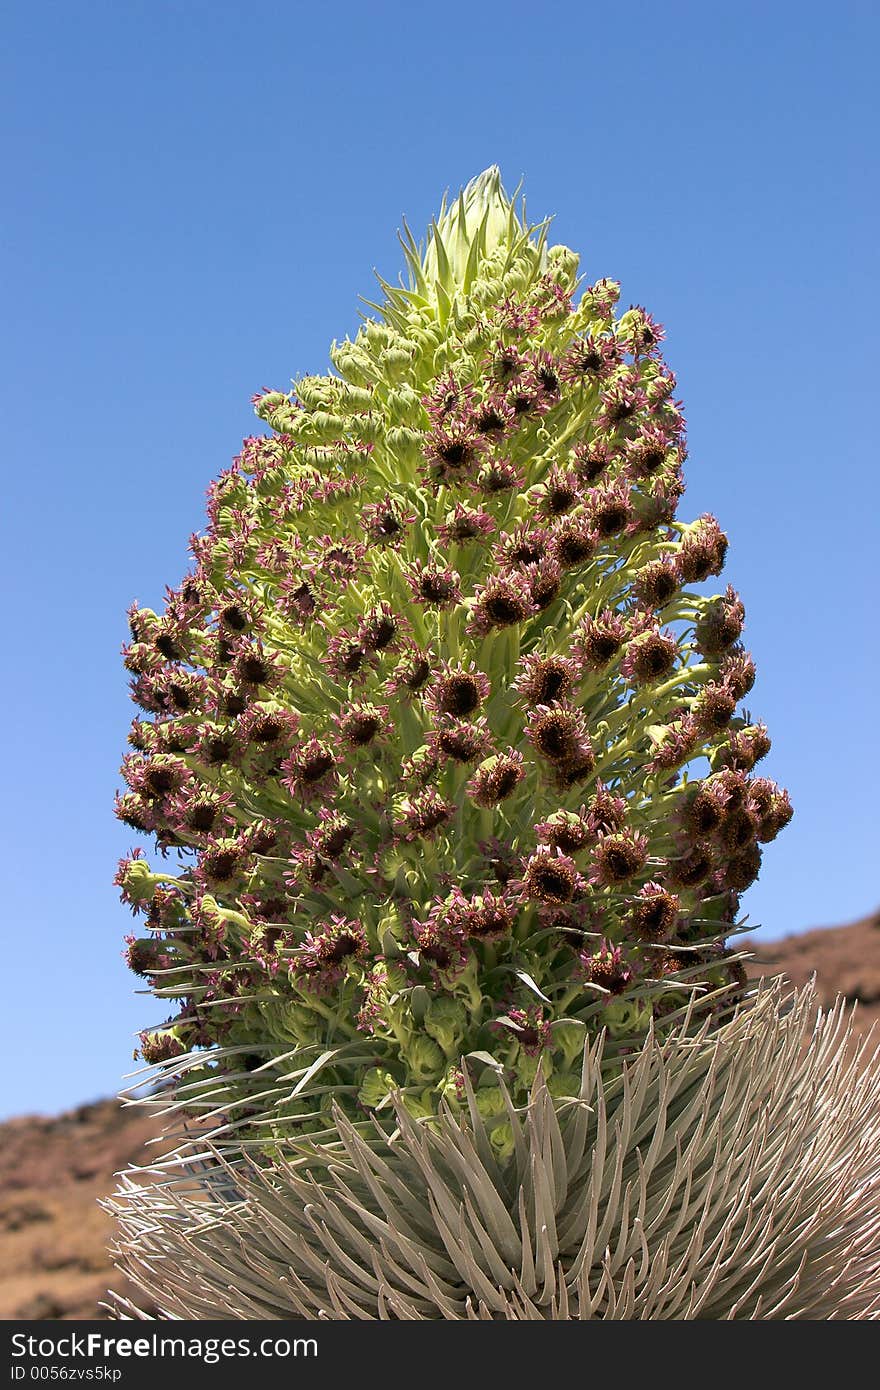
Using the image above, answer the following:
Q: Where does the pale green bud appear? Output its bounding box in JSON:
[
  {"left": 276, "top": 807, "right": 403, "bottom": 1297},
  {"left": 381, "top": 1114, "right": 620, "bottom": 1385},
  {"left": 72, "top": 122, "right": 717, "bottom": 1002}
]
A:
[
  {"left": 604, "top": 999, "right": 653, "bottom": 1038},
  {"left": 118, "top": 858, "right": 168, "bottom": 905},
  {"left": 502, "top": 264, "right": 532, "bottom": 296},
  {"left": 515, "top": 1052, "right": 552, "bottom": 1088},
  {"left": 298, "top": 409, "right": 349, "bottom": 442},
  {"left": 424, "top": 997, "right": 469, "bottom": 1057},
  {"left": 294, "top": 375, "right": 339, "bottom": 410},
  {"left": 401, "top": 1088, "right": 435, "bottom": 1121},
  {"left": 463, "top": 323, "right": 491, "bottom": 354},
  {"left": 385, "top": 385, "right": 422, "bottom": 423},
  {"left": 337, "top": 382, "right": 374, "bottom": 412},
  {"left": 349, "top": 413, "right": 382, "bottom": 445},
  {"left": 470, "top": 275, "right": 504, "bottom": 309},
  {"left": 357, "top": 1068, "right": 398, "bottom": 1109},
  {"left": 411, "top": 325, "right": 442, "bottom": 355},
  {"left": 363, "top": 321, "right": 393, "bottom": 352},
  {"left": 489, "top": 1123, "right": 515, "bottom": 1163},
  {"left": 329, "top": 338, "right": 374, "bottom": 386},
  {"left": 547, "top": 1072, "right": 582, "bottom": 1100},
  {"left": 386, "top": 425, "right": 423, "bottom": 462},
  {"left": 253, "top": 390, "right": 288, "bottom": 422},
  {"left": 381, "top": 347, "right": 417, "bottom": 383},
  {"left": 546, "top": 244, "right": 580, "bottom": 289},
  {"left": 554, "top": 1019, "right": 588, "bottom": 1070},
  {"left": 473, "top": 1084, "right": 506, "bottom": 1119},
  {"left": 401, "top": 1034, "right": 446, "bottom": 1083},
  {"left": 128, "top": 606, "right": 159, "bottom": 641}
]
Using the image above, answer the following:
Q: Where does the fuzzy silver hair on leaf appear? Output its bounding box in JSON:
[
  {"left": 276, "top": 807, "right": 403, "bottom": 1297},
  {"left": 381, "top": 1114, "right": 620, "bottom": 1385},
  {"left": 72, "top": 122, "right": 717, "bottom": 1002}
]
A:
[{"left": 108, "top": 984, "right": 880, "bottom": 1321}]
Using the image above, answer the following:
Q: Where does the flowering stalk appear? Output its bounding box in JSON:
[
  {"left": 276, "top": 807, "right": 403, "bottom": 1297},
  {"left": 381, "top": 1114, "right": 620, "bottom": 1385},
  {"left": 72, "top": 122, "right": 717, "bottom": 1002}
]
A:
[{"left": 115, "top": 168, "right": 791, "bottom": 1147}]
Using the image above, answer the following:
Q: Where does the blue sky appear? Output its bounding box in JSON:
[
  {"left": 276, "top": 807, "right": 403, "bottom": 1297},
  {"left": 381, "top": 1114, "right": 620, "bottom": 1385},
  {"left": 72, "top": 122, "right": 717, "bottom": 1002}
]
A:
[{"left": 1, "top": 0, "right": 877, "bottom": 1119}]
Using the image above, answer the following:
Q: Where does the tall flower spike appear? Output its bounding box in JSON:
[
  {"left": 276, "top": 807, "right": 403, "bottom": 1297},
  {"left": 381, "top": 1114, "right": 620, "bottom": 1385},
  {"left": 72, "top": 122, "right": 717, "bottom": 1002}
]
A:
[{"left": 116, "top": 167, "right": 792, "bottom": 1146}]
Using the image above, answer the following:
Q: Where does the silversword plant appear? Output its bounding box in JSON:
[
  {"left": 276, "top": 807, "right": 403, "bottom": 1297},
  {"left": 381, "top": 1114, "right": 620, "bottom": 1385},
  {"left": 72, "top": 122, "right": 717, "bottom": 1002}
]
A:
[{"left": 115, "top": 168, "right": 793, "bottom": 1153}]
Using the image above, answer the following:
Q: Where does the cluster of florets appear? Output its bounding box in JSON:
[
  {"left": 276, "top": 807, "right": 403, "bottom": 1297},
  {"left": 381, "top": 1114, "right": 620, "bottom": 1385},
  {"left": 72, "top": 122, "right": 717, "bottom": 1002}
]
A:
[{"left": 116, "top": 171, "right": 791, "bottom": 1149}]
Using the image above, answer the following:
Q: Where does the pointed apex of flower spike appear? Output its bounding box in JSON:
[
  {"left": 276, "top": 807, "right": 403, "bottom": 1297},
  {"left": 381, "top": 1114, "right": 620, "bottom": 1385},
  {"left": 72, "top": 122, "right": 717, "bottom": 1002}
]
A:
[{"left": 413, "top": 165, "right": 547, "bottom": 311}]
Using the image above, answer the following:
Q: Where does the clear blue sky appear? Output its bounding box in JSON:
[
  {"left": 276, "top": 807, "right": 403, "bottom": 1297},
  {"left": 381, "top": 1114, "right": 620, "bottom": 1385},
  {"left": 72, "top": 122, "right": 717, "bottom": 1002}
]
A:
[{"left": 1, "top": 0, "right": 877, "bottom": 1119}]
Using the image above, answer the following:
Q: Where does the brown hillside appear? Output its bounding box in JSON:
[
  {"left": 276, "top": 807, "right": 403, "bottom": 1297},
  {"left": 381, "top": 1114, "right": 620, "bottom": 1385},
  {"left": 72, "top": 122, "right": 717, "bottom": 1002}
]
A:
[
  {"left": 744, "top": 907, "right": 880, "bottom": 1040},
  {"left": 0, "top": 1099, "right": 165, "bottom": 1321},
  {"left": 1, "top": 908, "right": 878, "bottom": 1321}
]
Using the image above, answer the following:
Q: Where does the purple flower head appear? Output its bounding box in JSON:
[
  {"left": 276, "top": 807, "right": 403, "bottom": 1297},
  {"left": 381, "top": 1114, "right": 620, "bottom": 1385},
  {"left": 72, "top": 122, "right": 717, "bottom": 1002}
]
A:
[
  {"left": 597, "top": 375, "right": 649, "bottom": 433},
  {"left": 423, "top": 371, "right": 476, "bottom": 427},
  {"left": 633, "top": 555, "right": 680, "bottom": 609},
  {"left": 336, "top": 701, "right": 390, "bottom": 749},
  {"left": 572, "top": 438, "right": 616, "bottom": 484},
  {"left": 534, "top": 466, "right": 582, "bottom": 519},
  {"left": 695, "top": 585, "right": 745, "bottom": 656},
  {"left": 514, "top": 652, "right": 579, "bottom": 707},
  {"left": 197, "top": 837, "right": 249, "bottom": 892},
  {"left": 624, "top": 424, "right": 677, "bottom": 480},
  {"left": 691, "top": 682, "right": 738, "bottom": 735},
  {"left": 619, "top": 305, "right": 666, "bottom": 357},
  {"left": 424, "top": 425, "right": 485, "bottom": 485},
  {"left": 474, "top": 457, "right": 524, "bottom": 495},
  {"left": 717, "top": 723, "right": 771, "bottom": 772},
  {"left": 361, "top": 496, "right": 416, "bottom": 547},
  {"left": 586, "top": 783, "right": 628, "bottom": 834},
  {"left": 677, "top": 514, "right": 728, "bottom": 584},
  {"left": 520, "top": 847, "right": 582, "bottom": 905},
  {"left": 469, "top": 572, "right": 536, "bottom": 634},
  {"left": 572, "top": 610, "right": 628, "bottom": 671},
  {"left": 280, "top": 735, "right": 340, "bottom": 803},
  {"left": 425, "top": 662, "right": 491, "bottom": 719},
  {"left": 239, "top": 704, "right": 299, "bottom": 750},
  {"left": 315, "top": 534, "right": 368, "bottom": 579},
  {"left": 590, "top": 830, "right": 649, "bottom": 886},
  {"left": 307, "top": 809, "right": 356, "bottom": 861},
  {"left": 525, "top": 557, "right": 563, "bottom": 612},
  {"left": 620, "top": 627, "right": 679, "bottom": 685},
  {"left": 387, "top": 645, "right": 433, "bottom": 699},
  {"left": 561, "top": 334, "right": 621, "bottom": 385},
  {"left": 720, "top": 649, "right": 757, "bottom": 700},
  {"left": 628, "top": 883, "right": 680, "bottom": 942},
  {"left": 396, "top": 789, "right": 455, "bottom": 841},
  {"left": 324, "top": 629, "right": 376, "bottom": 684},
  {"left": 495, "top": 525, "right": 549, "bottom": 570},
  {"left": 430, "top": 716, "right": 493, "bottom": 765},
  {"left": 501, "top": 1006, "right": 553, "bottom": 1056},
  {"left": 580, "top": 942, "right": 633, "bottom": 996},
  {"left": 472, "top": 392, "right": 515, "bottom": 440},
  {"left": 549, "top": 513, "right": 597, "bottom": 570},
  {"left": 586, "top": 479, "right": 634, "bottom": 539},
  {"left": 169, "top": 786, "right": 235, "bottom": 838},
  {"left": 467, "top": 750, "right": 526, "bottom": 807},
  {"left": 406, "top": 562, "right": 462, "bottom": 609},
  {"left": 534, "top": 809, "right": 591, "bottom": 855},
  {"left": 231, "top": 643, "right": 281, "bottom": 690},
  {"left": 437, "top": 503, "right": 496, "bottom": 545},
  {"left": 411, "top": 913, "right": 468, "bottom": 982},
  {"left": 490, "top": 341, "right": 526, "bottom": 385},
  {"left": 292, "top": 915, "right": 369, "bottom": 991},
  {"left": 526, "top": 703, "right": 591, "bottom": 767}
]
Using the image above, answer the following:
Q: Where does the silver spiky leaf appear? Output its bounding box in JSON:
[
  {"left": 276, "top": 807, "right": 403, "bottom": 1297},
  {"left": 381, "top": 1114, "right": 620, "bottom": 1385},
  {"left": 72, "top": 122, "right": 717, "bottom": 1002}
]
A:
[{"left": 107, "top": 982, "right": 880, "bottom": 1320}]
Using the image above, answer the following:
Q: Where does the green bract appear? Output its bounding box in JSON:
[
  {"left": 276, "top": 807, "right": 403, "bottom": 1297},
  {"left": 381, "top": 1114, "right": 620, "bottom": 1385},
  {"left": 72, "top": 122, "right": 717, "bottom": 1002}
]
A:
[{"left": 115, "top": 169, "right": 791, "bottom": 1147}]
